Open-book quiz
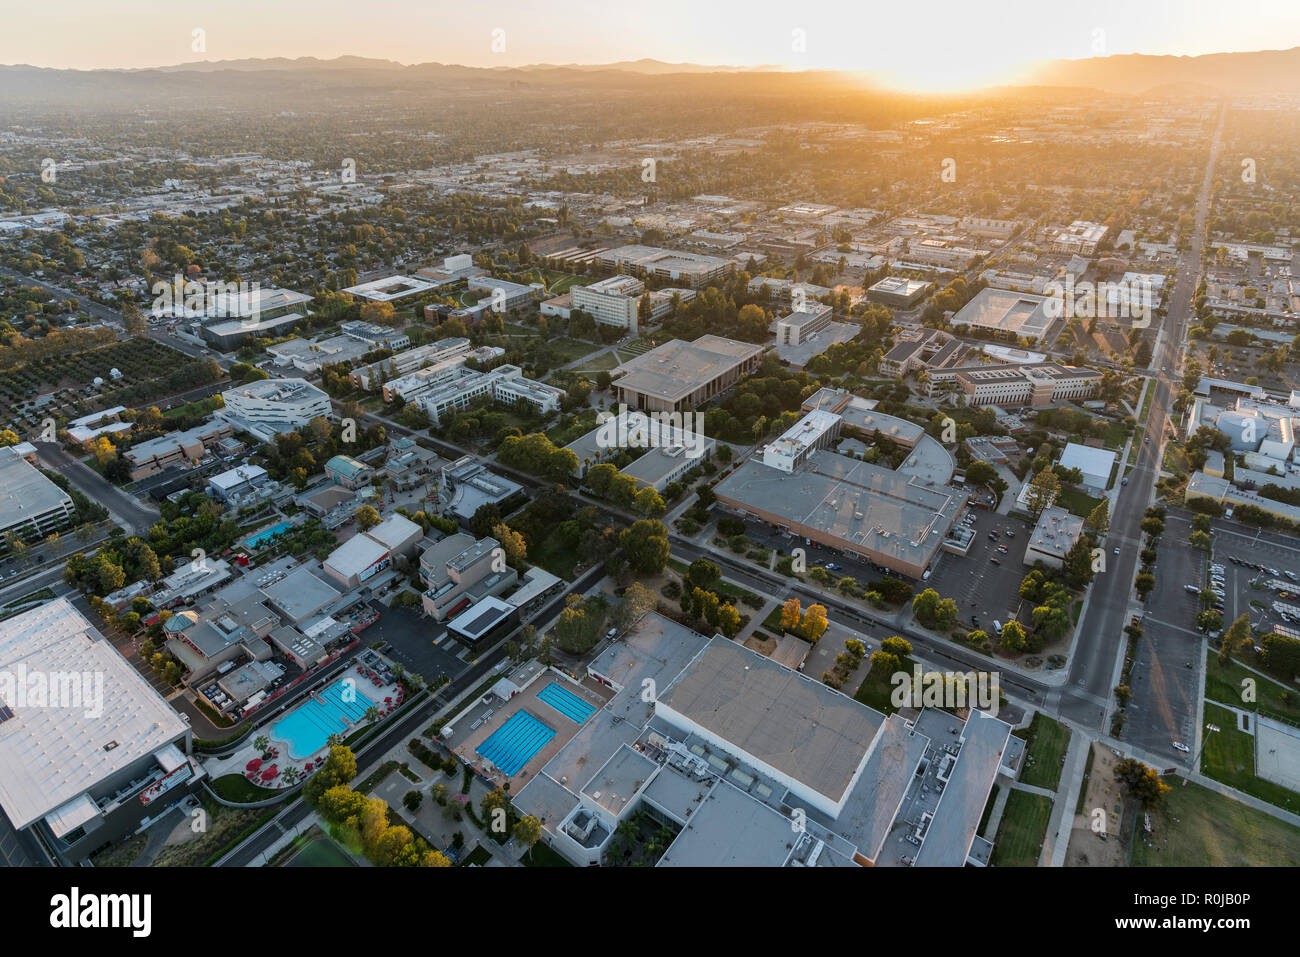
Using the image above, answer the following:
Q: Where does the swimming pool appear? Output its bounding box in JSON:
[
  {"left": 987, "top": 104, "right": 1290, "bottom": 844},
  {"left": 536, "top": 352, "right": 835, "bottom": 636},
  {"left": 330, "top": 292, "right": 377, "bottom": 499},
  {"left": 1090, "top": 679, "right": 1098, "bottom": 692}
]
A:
[
  {"left": 536, "top": 682, "right": 596, "bottom": 723},
  {"left": 271, "top": 679, "right": 375, "bottom": 759},
  {"left": 245, "top": 521, "right": 293, "bottom": 549},
  {"left": 476, "top": 711, "right": 556, "bottom": 777}
]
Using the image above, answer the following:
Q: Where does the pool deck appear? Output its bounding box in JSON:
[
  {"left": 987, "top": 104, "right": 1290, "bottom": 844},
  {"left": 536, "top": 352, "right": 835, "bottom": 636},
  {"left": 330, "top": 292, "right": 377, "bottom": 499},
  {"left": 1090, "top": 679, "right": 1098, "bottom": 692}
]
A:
[
  {"left": 204, "top": 660, "right": 404, "bottom": 788},
  {"left": 446, "top": 670, "right": 611, "bottom": 791}
]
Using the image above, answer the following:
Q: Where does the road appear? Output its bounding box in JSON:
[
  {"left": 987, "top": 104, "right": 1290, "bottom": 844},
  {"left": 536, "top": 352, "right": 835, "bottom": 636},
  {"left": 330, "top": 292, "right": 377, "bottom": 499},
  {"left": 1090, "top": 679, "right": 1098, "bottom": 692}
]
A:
[
  {"left": 1052, "top": 101, "right": 1225, "bottom": 735},
  {"left": 33, "top": 440, "right": 160, "bottom": 534}
]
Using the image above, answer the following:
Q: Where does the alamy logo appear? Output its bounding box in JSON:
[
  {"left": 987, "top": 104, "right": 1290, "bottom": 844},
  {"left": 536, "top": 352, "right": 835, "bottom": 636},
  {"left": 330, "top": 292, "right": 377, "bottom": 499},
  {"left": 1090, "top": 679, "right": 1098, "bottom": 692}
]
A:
[
  {"left": 50, "top": 888, "right": 151, "bottom": 937},
  {"left": 0, "top": 665, "right": 103, "bottom": 718},
  {"left": 1042, "top": 275, "right": 1154, "bottom": 328},
  {"left": 594, "top": 404, "right": 707, "bottom": 459},
  {"left": 151, "top": 274, "right": 262, "bottom": 325},
  {"left": 890, "top": 666, "right": 999, "bottom": 716}
]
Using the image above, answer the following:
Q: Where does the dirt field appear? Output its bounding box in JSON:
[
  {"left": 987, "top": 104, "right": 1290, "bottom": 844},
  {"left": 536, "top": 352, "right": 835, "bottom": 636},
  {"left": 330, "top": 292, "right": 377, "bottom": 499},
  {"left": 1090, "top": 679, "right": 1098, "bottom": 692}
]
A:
[{"left": 1065, "top": 743, "right": 1133, "bottom": 867}]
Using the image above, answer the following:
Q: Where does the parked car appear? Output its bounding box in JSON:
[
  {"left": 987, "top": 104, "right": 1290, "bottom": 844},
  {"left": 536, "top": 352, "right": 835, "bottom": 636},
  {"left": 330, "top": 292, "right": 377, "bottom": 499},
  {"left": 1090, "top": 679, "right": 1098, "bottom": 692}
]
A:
[{"left": 1173, "top": 742, "right": 1190, "bottom": 754}]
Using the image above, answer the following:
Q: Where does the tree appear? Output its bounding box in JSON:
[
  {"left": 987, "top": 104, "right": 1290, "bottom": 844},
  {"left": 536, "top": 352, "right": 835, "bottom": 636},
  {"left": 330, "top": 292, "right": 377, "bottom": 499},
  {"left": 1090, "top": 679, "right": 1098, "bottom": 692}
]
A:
[
  {"left": 1114, "top": 757, "right": 1171, "bottom": 806},
  {"left": 780, "top": 597, "right": 802, "bottom": 633},
  {"left": 1084, "top": 499, "right": 1110, "bottom": 539},
  {"left": 1024, "top": 466, "right": 1060, "bottom": 520},
  {"left": 999, "top": 621, "right": 1028, "bottom": 653},
  {"left": 802, "top": 604, "right": 829, "bottom": 642},
  {"left": 354, "top": 505, "right": 381, "bottom": 531},
  {"left": 619, "top": 520, "right": 669, "bottom": 575},
  {"left": 612, "top": 581, "right": 657, "bottom": 631},
  {"left": 1189, "top": 529, "right": 1211, "bottom": 551},
  {"left": 1196, "top": 609, "right": 1224, "bottom": 634},
  {"left": 687, "top": 559, "right": 721, "bottom": 591},
  {"left": 514, "top": 814, "right": 543, "bottom": 857},
  {"left": 965, "top": 460, "right": 997, "bottom": 486},
  {"left": 491, "top": 522, "right": 527, "bottom": 565},
  {"left": 1134, "top": 572, "right": 1156, "bottom": 600},
  {"left": 480, "top": 787, "right": 512, "bottom": 835},
  {"left": 716, "top": 603, "right": 743, "bottom": 638},
  {"left": 880, "top": 636, "right": 912, "bottom": 658},
  {"left": 1218, "top": 613, "right": 1252, "bottom": 665}
]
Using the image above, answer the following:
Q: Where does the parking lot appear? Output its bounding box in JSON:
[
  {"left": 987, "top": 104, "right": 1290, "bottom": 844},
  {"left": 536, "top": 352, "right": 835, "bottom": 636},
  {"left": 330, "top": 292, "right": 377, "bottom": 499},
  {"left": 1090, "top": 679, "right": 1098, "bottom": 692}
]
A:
[
  {"left": 363, "top": 601, "right": 469, "bottom": 685},
  {"left": 925, "top": 507, "right": 1035, "bottom": 634},
  {"left": 1126, "top": 508, "right": 1300, "bottom": 764}
]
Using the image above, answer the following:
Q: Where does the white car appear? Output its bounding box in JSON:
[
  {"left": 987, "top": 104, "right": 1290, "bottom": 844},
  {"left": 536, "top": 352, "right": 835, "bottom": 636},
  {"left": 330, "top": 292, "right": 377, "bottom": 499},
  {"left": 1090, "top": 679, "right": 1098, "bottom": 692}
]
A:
[{"left": 1173, "top": 742, "right": 1190, "bottom": 754}]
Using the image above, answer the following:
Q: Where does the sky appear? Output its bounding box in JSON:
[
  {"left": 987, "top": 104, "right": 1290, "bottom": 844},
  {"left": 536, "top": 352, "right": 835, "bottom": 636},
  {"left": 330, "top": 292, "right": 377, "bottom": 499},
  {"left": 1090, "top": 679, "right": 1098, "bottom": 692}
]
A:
[{"left": 6, "top": 0, "right": 1300, "bottom": 91}]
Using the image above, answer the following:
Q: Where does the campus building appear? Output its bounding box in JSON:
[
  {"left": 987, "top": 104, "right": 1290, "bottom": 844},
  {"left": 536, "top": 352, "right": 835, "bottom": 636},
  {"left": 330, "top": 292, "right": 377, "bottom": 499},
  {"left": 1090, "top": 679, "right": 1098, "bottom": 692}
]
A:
[
  {"left": 563, "top": 408, "right": 717, "bottom": 492},
  {"left": 0, "top": 446, "right": 76, "bottom": 546},
  {"left": 949, "top": 288, "right": 1054, "bottom": 343},
  {"left": 419, "top": 534, "right": 517, "bottom": 620},
  {"left": 774, "top": 303, "right": 833, "bottom": 346},
  {"left": 0, "top": 600, "right": 200, "bottom": 864},
  {"left": 612, "top": 335, "right": 765, "bottom": 413},
  {"left": 714, "top": 401, "right": 963, "bottom": 579},
  {"left": 218, "top": 378, "right": 332, "bottom": 443},
  {"left": 926, "top": 362, "right": 1101, "bottom": 407},
  {"left": 868, "top": 277, "right": 931, "bottom": 308},
  {"left": 1023, "top": 506, "right": 1085, "bottom": 569},
  {"left": 512, "top": 614, "right": 1021, "bottom": 868},
  {"left": 121, "top": 421, "right": 234, "bottom": 481},
  {"left": 596, "top": 245, "right": 734, "bottom": 288},
  {"left": 350, "top": 338, "right": 471, "bottom": 392},
  {"left": 409, "top": 364, "right": 566, "bottom": 424}
]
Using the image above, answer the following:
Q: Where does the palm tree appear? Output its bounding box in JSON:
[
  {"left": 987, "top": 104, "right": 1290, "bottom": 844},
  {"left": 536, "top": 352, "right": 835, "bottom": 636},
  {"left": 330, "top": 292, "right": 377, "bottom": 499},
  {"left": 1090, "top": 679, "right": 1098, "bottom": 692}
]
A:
[
  {"left": 253, "top": 734, "right": 270, "bottom": 753},
  {"left": 364, "top": 705, "right": 380, "bottom": 724}
]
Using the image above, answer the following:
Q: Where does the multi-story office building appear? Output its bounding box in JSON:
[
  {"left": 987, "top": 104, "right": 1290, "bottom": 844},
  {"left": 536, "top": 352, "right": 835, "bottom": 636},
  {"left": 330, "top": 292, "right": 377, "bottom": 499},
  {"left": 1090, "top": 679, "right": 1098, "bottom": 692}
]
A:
[
  {"left": 350, "top": 338, "right": 471, "bottom": 391},
  {"left": 218, "top": 378, "right": 332, "bottom": 442},
  {"left": 121, "top": 420, "right": 234, "bottom": 480},
  {"left": 1049, "top": 221, "right": 1109, "bottom": 256},
  {"left": 867, "top": 276, "right": 932, "bottom": 308},
  {"left": 928, "top": 362, "right": 1101, "bottom": 407},
  {"left": 596, "top": 245, "right": 734, "bottom": 288},
  {"left": 612, "top": 335, "right": 765, "bottom": 413},
  {"left": 411, "top": 365, "right": 566, "bottom": 424},
  {"left": 774, "top": 303, "right": 833, "bottom": 345},
  {"left": 466, "top": 276, "right": 543, "bottom": 312},
  {"left": 570, "top": 275, "right": 653, "bottom": 334},
  {"left": 419, "top": 533, "right": 517, "bottom": 620}
]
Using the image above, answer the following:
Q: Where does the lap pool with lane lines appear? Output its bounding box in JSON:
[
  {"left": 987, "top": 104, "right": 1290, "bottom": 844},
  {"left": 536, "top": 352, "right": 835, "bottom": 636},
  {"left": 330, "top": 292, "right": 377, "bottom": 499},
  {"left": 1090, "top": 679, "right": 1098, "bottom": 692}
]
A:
[
  {"left": 476, "top": 711, "right": 557, "bottom": 777},
  {"left": 535, "top": 681, "right": 597, "bottom": 723}
]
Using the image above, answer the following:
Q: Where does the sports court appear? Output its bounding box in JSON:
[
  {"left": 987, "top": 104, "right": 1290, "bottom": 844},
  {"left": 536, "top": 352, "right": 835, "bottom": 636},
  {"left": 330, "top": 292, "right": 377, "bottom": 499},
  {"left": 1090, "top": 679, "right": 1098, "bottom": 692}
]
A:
[{"left": 1255, "top": 714, "right": 1300, "bottom": 793}]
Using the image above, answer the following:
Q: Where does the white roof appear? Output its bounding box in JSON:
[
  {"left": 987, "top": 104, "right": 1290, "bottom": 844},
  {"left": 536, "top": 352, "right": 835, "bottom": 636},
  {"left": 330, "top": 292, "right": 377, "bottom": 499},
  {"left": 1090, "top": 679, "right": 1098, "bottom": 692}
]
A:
[
  {"left": 0, "top": 600, "right": 188, "bottom": 830},
  {"left": 209, "top": 464, "right": 268, "bottom": 491},
  {"left": 1058, "top": 443, "right": 1116, "bottom": 480},
  {"left": 365, "top": 515, "right": 421, "bottom": 551},
  {"left": 325, "top": 533, "right": 389, "bottom": 578}
]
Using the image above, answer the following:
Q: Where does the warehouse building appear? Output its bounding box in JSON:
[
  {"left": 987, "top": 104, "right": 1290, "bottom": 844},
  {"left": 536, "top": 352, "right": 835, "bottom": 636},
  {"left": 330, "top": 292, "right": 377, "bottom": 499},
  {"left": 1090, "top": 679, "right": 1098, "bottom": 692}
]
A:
[{"left": 0, "top": 447, "right": 76, "bottom": 547}]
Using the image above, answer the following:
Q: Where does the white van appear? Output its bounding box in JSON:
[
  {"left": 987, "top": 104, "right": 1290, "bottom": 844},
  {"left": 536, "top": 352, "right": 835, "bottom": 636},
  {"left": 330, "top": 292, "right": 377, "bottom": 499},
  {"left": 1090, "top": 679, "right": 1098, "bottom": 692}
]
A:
[{"left": 993, "top": 620, "right": 1003, "bottom": 636}]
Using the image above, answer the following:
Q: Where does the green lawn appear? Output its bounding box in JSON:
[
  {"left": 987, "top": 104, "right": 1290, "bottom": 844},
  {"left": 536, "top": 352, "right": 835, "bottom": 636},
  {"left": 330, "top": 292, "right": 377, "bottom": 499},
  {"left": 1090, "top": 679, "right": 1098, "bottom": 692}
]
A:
[
  {"left": 210, "top": 773, "right": 283, "bottom": 804},
  {"left": 574, "top": 351, "right": 620, "bottom": 372},
  {"left": 853, "top": 656, "right": 915, "bottom": 716},
  {"left": 1204, "top": 650, "right": 1300, "bottom": 723},
  {"left": 522, "top": 841, "right": 572, "bottom": 867},
  {"left": 990, "top": 790, "right": 1053, "bottom": 867},
  {"left": 1132, "top": 776, "right": 1300, "bottom": 866},
  {"left": 1200, "top": 701, "right": 1300, "bottom": 814},
  {"left": 458, "top": 845, "right": 493, "bottom": 867},
  {"left": 549, "top": 337, "right": 600, "bottom": 364},
  {"left": 1056, "top": 486, "right": 1104, "bottom": 519},
  {"left": 1014, "top": 713, "right": 1072, "bottom": 791}
]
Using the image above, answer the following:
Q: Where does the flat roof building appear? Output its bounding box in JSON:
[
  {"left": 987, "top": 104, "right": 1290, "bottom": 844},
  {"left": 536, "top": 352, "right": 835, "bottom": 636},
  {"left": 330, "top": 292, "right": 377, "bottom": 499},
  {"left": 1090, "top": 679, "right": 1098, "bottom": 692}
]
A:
[
  {"left": 613, "top": 335, "right": 764, "bottom": 413},
  {"left": 596, "top": 245, "right": 733, "bottom": 288},
  {"left": 0, "top": 600, "right": 199, "bottom": 863},
  {"left": 950, "top": 287, "right": 1054, "bottom": 343},
  {"left": 868, "top": 276, "right": 931, "bottom": 308},
  {"left": 1024, "top": 506, "right": 1085, "bottom": 569},
  {"left": 0, "top": 447, "right": 75, "bottom": 545}
]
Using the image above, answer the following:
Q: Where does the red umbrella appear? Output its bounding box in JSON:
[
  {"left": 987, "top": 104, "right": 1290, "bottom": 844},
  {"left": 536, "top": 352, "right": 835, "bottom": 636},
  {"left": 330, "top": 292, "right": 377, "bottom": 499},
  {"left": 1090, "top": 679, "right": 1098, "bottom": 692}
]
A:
[
  {"left": 246, "top": 758, "right": 262, "bottom": 772},
  {"left": 261, "top": 766, "right": 277, "bottom": 782},
  {"left": 384, "top": 697, "right": 392, "bottom": 703}
]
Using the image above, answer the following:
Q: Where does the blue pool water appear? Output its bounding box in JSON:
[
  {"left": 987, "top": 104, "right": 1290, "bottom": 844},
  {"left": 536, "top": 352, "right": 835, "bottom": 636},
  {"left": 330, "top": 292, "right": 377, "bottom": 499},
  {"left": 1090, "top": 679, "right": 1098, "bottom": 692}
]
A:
[
  {"left": 476, "top": 711, "right": 556, "bottom": 777},
  {"left": 272, "top": 679, "right": 375, "bottom": 759},
  {"left": 245, "top": 521, "right": 293, "bottom": 549},
  {"left": 536, "top": 682, "right": 596, "bottom": 723}
]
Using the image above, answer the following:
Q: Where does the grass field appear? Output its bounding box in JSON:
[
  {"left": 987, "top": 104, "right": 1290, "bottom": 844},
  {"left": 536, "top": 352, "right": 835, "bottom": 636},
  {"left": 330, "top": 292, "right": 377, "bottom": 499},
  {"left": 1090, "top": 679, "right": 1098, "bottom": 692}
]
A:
[
  {"left": 1056, "top": 486, "right": 1104, "bottom": 519},
  {"left": 573, "top": 351, "right": 619, "bottom": 372},
  {"left": 853, "top": 655, "right": 915, "bottom": 716},
  {"left": 549, "top": 337, "right": 600, "bottom": 364},
  {"left": 1131, "top": 776, "right": 1300, "bottom": 866},
  {"left": 1015, "top": 713, "right": 1072, "bottom": 791},
  {"left": 1204, "top": 650, "right": 1300, "bottom": 722},
  {"left": 1201, "top": 701, "right": 1300, "bottom": 814},
  {"left": 990, "top": 789, "right": 1053, "bottom": 867}
]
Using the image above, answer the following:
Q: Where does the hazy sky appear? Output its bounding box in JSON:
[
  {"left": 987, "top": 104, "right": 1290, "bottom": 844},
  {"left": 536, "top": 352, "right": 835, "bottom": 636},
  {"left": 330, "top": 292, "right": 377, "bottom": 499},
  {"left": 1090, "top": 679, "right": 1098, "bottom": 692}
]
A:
[{"left": 7, "top": 0, "right": 1300, "bottom": 90}]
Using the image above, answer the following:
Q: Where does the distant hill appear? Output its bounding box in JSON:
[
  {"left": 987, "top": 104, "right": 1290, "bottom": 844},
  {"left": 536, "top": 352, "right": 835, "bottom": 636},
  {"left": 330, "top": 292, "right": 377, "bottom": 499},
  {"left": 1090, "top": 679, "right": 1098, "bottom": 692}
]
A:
[{"left": 1020, "top": 46, "right": 1300, "bottom": 95}]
